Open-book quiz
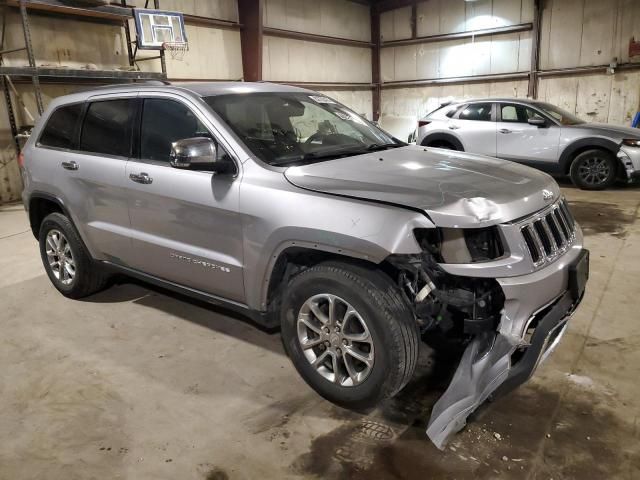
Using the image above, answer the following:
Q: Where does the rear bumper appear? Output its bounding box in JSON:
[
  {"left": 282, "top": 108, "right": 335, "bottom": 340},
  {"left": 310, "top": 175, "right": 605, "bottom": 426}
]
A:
[{"left": 426, "top": 247, "right": 588, "bottom": 448}]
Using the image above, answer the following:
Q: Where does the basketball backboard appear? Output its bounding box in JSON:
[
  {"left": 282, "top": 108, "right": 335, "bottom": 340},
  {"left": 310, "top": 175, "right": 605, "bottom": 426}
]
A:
[{"left": 133, "top": 8, "right": 187, "bottom": 50}]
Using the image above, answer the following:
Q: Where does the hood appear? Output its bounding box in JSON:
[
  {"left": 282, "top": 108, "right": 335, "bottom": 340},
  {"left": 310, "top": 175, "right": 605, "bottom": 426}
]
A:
[
  {"left": 570, "top": 123, "right": 640, "bottom": 140},
  {"left": 284, "top": 146, "right": 560, "bottom": 228}
]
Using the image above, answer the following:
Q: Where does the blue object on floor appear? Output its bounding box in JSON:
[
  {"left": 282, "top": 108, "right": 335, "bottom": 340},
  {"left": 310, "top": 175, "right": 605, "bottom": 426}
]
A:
[{"left": 632, "top": 112, "right": 640, "bottom": 128}]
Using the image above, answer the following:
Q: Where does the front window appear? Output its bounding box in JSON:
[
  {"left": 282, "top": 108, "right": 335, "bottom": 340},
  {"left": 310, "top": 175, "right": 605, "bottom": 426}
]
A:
[
  {"left": 535, "top": 102, "right": 585, "bottom": 126},
  {"left": 204, "top": 93, "right": 401, "bottom": 166}
]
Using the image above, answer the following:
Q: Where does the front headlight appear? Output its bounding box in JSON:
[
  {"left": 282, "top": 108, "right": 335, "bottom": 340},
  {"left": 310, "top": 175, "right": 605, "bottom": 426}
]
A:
[
  {"left": 622, "top": 139, "right": 640, "bottom": 148},
  {"left": 414, "top": 227, "right": 504, "bottom": 264}
]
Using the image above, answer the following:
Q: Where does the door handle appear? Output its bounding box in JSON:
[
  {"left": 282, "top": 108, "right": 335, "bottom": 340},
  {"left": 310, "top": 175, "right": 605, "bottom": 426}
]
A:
[
  {"left": 129, "top": 172, "right": 153, "bottom": 184},
  {"left": 61, "top": 161, "right": 78, "bottom": 171},
  {"left": 499, "top": 128, "right": 512, "bottom": 134},
  {"left": 448, "top": 124, "right": 460, "bottom": 130}
]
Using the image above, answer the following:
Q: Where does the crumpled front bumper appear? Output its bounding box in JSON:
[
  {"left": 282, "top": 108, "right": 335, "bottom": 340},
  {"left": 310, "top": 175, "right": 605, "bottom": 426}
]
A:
[{"left": 426, "top": 244, "right": 589, "bottom": 449}]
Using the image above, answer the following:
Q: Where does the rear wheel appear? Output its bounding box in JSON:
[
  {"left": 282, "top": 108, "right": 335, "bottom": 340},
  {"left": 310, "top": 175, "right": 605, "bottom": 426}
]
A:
[
  {"left": 39, "top": 213, "right": 109, "bottom": 298},
  {"left": 280, "top": 262, "right": 419, "bottom": 409},
  {"left": 569, "top": 149, "right": 617, "bottom": 190}
]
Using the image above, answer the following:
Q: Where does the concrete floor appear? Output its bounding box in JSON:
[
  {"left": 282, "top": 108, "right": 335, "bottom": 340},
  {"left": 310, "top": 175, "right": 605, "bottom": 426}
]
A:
[{"left": 1, "top": 184, "right": 639, "bottom": 480}]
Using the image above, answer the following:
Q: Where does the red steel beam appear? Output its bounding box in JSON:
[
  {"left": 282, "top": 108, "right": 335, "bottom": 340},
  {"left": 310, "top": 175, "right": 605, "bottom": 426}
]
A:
[{"left": 238, "top": 0, "right": 263, "bottom": 82}]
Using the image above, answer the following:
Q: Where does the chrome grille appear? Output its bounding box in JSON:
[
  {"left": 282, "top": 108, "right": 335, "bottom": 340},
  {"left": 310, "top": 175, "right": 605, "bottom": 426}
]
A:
[{"left": 520, "top": 199, "right": 577, "bottom": 267}]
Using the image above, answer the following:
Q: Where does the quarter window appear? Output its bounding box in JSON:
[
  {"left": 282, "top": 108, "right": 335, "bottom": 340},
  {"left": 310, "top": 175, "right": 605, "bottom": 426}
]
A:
[
  {"left": 39, "top": 103, "right": 83, "bottom": 149},
  {"left": 140, "top": 98, "right": 219, "bottom": 163},
  {"left": 458, "top": 103, "right": 493, "bottom": 122},
  {"left": 79, "top": 99, "right": 135, "bottom": 157}
]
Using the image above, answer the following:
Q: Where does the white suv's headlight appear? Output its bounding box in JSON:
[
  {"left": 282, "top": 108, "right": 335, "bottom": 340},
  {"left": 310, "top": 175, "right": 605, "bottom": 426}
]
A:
[{"left": 622, "top": 139, "right": 640, "bottom": 148}]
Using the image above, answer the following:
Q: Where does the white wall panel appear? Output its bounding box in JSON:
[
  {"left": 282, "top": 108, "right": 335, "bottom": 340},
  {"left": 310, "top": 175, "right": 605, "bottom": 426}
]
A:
[
  {"left": 264, "top": 0, "right": 370, "bottom": 42},
  {"left": 382, "top": 32, "right": 531, "bottom": 82},
  {"left": 130, "top": 0, "right": 239, "bottom": 22},
  {"left": 415, "top": 0, "right": 533, "bottom": 38},
  {"left": 263, "top": 36, "right": 371, "bottom": 83},
  {"left": 539, "top": 71, "right": 640, "bottom": 125},
  {"left": 380, "top": 6, "right": 412, "bottom": 42},
  {"left": 580, "top": 0, "right": 616, "bottom": 67}
]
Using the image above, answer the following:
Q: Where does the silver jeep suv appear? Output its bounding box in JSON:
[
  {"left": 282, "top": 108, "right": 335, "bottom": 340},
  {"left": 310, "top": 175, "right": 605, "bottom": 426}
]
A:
[
  {"left": 417, "top": 98, "right": 640, "bottom": 190},
  {"left": 21, "top": 82, "right": 589, "bottom": 448}
]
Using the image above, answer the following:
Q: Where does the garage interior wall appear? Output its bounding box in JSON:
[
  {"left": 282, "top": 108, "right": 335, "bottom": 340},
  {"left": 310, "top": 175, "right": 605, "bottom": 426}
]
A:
[
  {"left": 0, "top": 0, "right": 372, "bottom": 203},
  {"left": 262, "top": 0, "right": 373, "bottom": 118},
  {"left": 379, "top": 0, "right": 640, "bottom": 141}
]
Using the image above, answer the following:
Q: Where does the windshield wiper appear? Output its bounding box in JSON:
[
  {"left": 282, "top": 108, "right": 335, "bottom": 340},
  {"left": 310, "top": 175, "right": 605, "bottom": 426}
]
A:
[
  {"left": 365, "top": 142, "right": 405, "bottom": 151},
  {"left": 270, "top": 145, "right": 369, "bottom": 166}
]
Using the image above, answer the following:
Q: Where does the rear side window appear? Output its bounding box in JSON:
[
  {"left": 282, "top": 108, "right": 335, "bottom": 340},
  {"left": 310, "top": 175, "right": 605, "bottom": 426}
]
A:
[
  {"left": 458, "top": 103, "right": 493, "bottom": 121},
  {"left": 80, "top": 99, "right": 135, "bottom": 157},
  {"left": 39, "top": 104, "right": 83, "bottom": 149}
]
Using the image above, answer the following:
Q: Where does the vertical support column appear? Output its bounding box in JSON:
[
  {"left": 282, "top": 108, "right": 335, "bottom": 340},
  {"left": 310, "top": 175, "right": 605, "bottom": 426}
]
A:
[
  {"left": 19, "top": 0, "right": 43, "bottom": 115},
  {"left": 410, "top": 3, "right": 417, "bottom": 39},
  {"left": 371, "top": 9, "right": 381, "bottom": 122},
  {"left": 528, "top": 0, "right": 543, "bottom": 99},
  {"left": 238, "top": 0, "right": 263, "bottom": 82},
  {"left": 1, "top": 76, "right": 20, "bottom": 153},
  {"left": 122, "top": 0, "right": 135, "bottom": 67},
  {"left": 153, "top": 0, "right": 167, "bottom": 75}
]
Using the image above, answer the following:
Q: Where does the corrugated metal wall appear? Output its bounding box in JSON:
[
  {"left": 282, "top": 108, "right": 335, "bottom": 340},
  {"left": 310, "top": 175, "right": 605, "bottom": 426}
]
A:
[
  {"left": 0, "top": 0, "right": 374, "bottom": 203},
  {"left": 379, "top": 0, "right": 640, "bottom": 140}
]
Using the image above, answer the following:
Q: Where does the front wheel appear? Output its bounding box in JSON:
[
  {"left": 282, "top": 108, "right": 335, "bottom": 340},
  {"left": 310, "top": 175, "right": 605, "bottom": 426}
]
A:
[
  {"left": 569, "top": 149, "right": 617, "bottom": 190},
  {"left": 280, "top": 262, "right": 419, "bottom": 410}
]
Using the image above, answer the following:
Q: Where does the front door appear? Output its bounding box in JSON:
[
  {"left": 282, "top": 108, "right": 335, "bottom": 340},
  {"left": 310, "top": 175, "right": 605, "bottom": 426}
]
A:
[
  {"left": 496, "top": 103, "right": 561, "bottom": 167},
  {"left": 125, "top": 95, "right": 245, "bottom": 303}
]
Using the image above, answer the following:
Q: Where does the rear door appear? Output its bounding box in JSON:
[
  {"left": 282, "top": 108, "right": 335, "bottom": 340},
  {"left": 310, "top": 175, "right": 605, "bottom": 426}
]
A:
[
  {"left": 49, "top": 94, "right": 136, "bottom": 263},
  {"left": 448, "top": 102, "right": 497, "bottom": 156},
  {"left": 124, "top": 94, "right": 245, "bottom": 302},
  {"left": 496, "top": 103, "right": 560, "bottom": 167}
]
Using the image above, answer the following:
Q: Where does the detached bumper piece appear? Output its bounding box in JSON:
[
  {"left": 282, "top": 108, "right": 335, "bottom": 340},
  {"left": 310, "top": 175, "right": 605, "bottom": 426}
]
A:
[{"left": 426, "top": 249, "right": 589, "bottom": 449}]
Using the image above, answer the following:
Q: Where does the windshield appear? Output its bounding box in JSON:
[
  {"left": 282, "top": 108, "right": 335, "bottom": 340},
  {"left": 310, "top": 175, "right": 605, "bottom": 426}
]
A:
[
  {"left": 536, "top": 102, "right": 585, "bottom": 126},
  {"left": 204, "top": 92, "right": 402, "bottom": 166}
]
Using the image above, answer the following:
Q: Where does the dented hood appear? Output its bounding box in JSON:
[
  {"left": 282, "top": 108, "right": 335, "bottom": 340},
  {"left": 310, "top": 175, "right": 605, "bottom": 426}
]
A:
[{"left": 284, "top": 146, "right": 560, "bottom": 227}]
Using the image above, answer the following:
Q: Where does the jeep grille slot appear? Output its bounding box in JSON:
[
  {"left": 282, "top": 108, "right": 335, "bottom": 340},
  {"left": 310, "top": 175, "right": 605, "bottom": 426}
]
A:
[{"left": 519, "top": 199, "right": 577, "bottom": 267}]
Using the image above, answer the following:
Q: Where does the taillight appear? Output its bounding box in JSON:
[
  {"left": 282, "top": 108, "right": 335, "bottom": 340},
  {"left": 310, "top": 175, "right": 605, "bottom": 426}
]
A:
[
  {"left": 18, "top": 151, "right": 25, "bottom": 168},
  {"left": 418, "top": 120, "right": 431, "bottom": 128}
]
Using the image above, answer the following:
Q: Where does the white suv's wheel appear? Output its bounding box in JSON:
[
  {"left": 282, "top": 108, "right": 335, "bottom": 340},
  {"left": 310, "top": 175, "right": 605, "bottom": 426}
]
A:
[
  {"left": 39, "top": 213, "right": 109, "bottom": 298},
  {"left": 570, "top": 149, "right": 617, "bottom": 190},
  {"left": 280, "top": 261, "right": 419, "bottom": 409}
]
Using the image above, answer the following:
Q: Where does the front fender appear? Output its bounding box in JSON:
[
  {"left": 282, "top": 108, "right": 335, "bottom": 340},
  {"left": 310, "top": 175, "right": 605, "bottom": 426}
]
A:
[{"left": 239, "top": 163, "right": 434, "bottom": 311}]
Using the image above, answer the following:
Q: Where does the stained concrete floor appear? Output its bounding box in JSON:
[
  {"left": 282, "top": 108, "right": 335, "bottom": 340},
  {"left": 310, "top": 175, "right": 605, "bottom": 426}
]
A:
[{"left": 1, "top": 184, "right": 639, "bottom": 480}]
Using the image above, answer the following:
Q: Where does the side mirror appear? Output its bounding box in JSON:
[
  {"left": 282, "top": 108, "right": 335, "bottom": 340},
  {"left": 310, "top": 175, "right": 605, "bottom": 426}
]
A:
[
  {"left": 170, "top": 137, "right": 222, "bottom": 171},
  {"left": 528, "top": 117, "right": 547, "bottom": 128}
]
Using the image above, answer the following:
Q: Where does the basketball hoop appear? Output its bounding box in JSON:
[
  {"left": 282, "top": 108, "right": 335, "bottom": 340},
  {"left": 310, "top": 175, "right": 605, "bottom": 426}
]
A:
[{"left": 162, "top": 41, "right": 188, "bottom": 61}]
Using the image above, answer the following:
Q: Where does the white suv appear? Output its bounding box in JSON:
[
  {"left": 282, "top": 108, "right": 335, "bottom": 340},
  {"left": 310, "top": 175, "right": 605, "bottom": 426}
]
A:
[{"left": 417, "top": 98, "right": 640, "bottom": 190}]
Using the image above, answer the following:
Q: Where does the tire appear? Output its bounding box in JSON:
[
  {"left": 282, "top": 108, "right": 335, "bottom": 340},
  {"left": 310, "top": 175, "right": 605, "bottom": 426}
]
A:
[
  {"left": 569, "top": 149, "right": 617, "bottom": 190},
  {"left": 280, "top": 261, "right": 419, "bottom": 409},
  {"left": 39, "top": 212, "right": 109, "bottom": 299}
]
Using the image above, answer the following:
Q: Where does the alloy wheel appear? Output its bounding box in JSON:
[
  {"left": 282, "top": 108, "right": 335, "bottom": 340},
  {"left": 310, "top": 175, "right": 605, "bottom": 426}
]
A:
[
  {"left": 578, "top": 157, "right": 610, "bottom": 186},
  {"left": 297, "top": 293, "right": 374, "bottom": 387},
  {"left": 45, "top": 229, "right": 76, "bottom": 285}
]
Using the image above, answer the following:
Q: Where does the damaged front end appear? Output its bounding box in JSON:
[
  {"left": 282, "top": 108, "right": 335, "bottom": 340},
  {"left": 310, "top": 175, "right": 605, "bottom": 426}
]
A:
[{"left": 387, "top": 217, "right": 588, "bottom": 449}]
